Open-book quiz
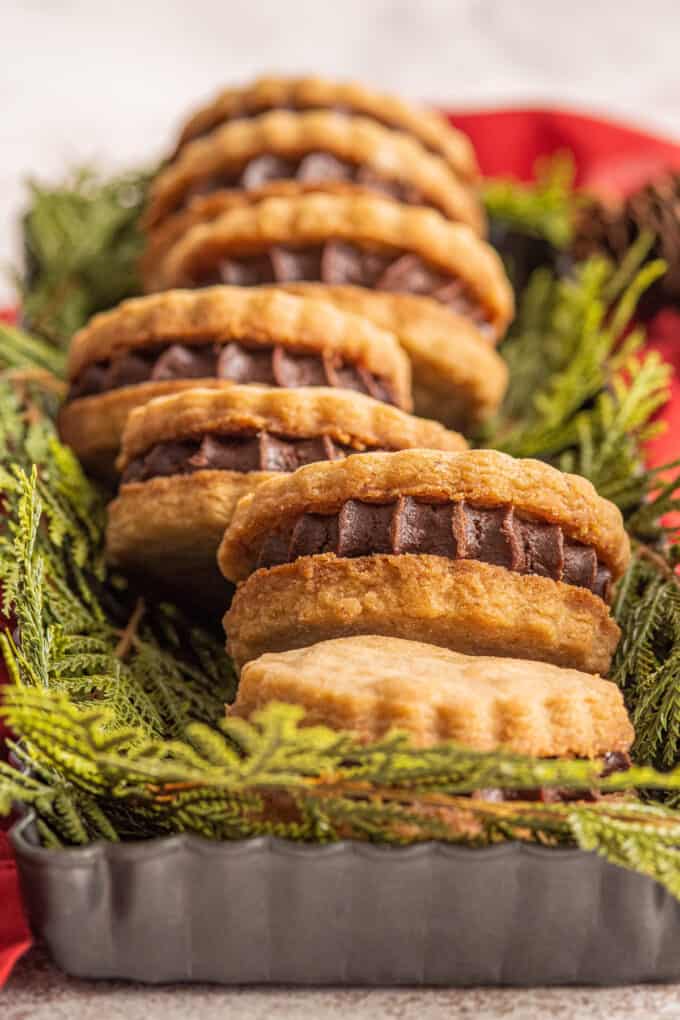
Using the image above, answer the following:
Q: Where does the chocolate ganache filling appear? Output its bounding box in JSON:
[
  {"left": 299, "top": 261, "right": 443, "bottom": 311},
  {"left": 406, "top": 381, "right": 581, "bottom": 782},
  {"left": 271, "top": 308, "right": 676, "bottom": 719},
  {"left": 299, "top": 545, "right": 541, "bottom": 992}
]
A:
[
  {"left": 180, "top": 150, "right": 431, "bottom": 214},
  {"left": 122, "top": 430, "right": 379, "bottom": 485},
  {"left": 255, "top": 498, "right": 613, "bottom": 600},
  {"left": 475, "top": 750, "right": 631, "bottom": 803},
  {"left": 188, "top": 243, "right": 492, "bottom": 336},
  {"left": 69, "top": 340, "right": 396, "bottom": 405}
]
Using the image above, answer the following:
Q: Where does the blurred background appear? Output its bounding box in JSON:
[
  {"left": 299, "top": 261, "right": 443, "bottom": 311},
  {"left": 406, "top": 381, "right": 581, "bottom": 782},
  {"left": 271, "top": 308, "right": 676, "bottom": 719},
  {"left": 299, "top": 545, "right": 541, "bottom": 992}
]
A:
[{"left": 3, "top": 0, "right": 680, "bottom": 301}]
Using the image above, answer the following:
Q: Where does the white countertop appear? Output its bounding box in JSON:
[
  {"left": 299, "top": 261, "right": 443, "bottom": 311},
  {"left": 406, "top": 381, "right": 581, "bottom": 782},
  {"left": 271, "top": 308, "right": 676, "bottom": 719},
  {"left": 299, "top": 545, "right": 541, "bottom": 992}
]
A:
[
  {"left": 7, "top": 946, "right": 680, "bottom": 1020},
  {"left": 3, "top": 0, "right": 680, "bottom": 303}
]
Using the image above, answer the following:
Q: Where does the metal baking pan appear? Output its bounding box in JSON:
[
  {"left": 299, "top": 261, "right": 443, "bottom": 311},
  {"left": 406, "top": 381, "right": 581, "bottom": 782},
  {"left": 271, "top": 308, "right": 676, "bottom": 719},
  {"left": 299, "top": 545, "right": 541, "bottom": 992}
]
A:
[{"left": 11, "top": 812, "right": 680, "bottom": 986}]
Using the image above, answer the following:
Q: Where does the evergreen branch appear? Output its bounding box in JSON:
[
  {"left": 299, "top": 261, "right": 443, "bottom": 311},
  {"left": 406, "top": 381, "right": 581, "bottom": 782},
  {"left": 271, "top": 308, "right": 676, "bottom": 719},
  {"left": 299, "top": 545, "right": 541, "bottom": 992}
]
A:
[
  {"left": 18, "top": 167, "right": 152, "bottom": 347},
  {"left": 7, "top": 689, "right": 680, "bottom": 898},
  {"left": 5, "top": 162, "right": 680, "bottom": 902},
  {"left": 0, "top": 322, "right": 67, "bottom": 377},
  {"left": 482, "top": 251, "right": 671, "bottom": 515},
  {"left": 0, "top": 376, "right": 235, "bottom": 741},
  {"left": 483, "top": 153, "right": 577, "bottom": 248}
]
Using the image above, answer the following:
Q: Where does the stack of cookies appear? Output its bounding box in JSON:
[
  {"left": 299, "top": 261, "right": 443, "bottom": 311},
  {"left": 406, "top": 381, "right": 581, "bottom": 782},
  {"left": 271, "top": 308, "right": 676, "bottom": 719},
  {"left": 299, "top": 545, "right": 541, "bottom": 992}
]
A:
[
  {"left": 219, "top": 448, "right": 634, "bottom": 792},
  {"left": 139, "top": 74, "right": 512, "bottom": 431},
  {"left": 56, "top": 73, "right": 636, "bottom": 797}
]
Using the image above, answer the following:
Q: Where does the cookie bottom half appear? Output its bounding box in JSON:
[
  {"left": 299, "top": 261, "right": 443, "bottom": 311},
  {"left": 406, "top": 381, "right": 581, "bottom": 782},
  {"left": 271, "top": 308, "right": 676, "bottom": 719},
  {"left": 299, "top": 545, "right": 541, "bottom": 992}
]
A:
[
  {"left": 107, "top": 470, "right": 272, "bottom": 609},
  {"left": 224, "top": 554, "right": 621, "bottom": 673},
  {"left": 231, "top": 636, "right": 633, "bottom": 756}
]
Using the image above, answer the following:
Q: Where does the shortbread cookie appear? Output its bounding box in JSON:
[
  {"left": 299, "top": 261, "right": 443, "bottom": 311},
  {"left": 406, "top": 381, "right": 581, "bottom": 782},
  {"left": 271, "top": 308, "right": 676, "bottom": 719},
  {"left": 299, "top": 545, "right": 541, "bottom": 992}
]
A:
[
  {"left": 106, "top": 386, "right": 466, "bottom": 604},
  {"left": 231, "top": 636, "right": 634, "bottom": 757},
  {"left": 172, "top": 75, "right": 479, "bottom": 183},
  {"left": 146, "top": 110, "right": 484, "bottom": 233},
  {"left": 220, "top": 449, "right": 629, "bottom": 672},
  {"left": 58, "top": 287, "right": 411, "bottom": 476},
  {"left": 153, "top": 191, "right": 513, "bottom": 342}
]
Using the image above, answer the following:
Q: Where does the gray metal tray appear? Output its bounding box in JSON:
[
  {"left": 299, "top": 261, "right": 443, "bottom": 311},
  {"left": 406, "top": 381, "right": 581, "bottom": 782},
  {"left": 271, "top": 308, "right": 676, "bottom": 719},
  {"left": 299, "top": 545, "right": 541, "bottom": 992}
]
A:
[{"left": 11, "top": 813, "right": 680, "bottom": 986}]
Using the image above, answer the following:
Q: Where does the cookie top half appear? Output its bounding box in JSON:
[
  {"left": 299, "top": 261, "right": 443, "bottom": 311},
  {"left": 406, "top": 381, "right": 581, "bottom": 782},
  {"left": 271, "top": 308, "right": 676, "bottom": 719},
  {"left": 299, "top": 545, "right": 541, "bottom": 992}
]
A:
[
  {"left": 116, "top": 385, "right": 467, "bottom": 478},
  {"left": 66, "top": 287, "right": 412, "bottom": 412},
  {"left": 155, "top": 192, "right": 513, "bottom": 341},
  {"left": 231, "top": 636, "right": 634, "bottom": 757},
  {"left": 173, "top": 74, "right": 479, "bottom": 183},
  {"left": 217, "top": 448, "right": 630, "bottom": 585},
  {"left": 146, "top": 110, "right": 484, "bottom": 233}
]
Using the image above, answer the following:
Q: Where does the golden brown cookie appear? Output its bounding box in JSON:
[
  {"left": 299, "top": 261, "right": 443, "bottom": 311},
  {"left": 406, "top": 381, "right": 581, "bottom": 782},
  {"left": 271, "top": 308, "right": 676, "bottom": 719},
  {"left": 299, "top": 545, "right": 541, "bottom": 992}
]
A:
[
  {"left": 152, "top": 191, "right": 513, "bottom": 342},
  {"left": 106, "top": 386, "right": 467, "bottom": 605},
  {"left": 231, "top": 636, "right": 634, "bottom": 756},
  {"left": 219, "top": 449, "right": 629, "bottom": 673},
  {"left": 173, "top": 75, "right": 479, "bottom": 183},
  {"left": 145, "top": 110, "right": 485, "bottom": 233},
  {"left": 224, "top": 556, "right": 621, "bottom": 675},
  {"left": 59, "top": 287, "right": 412, "bottom": 477}
]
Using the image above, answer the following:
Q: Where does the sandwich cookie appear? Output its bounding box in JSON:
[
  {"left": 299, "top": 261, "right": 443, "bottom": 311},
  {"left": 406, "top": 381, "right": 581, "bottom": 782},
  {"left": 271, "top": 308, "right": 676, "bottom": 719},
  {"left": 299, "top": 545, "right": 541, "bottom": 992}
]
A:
[
  {"left": 59, "top": 286, "right": 411, "bottom": 477},
  {"left": 145, "top": 110, "right": 484, "bottom": 235},
  {"left": 106, "top": 386, "right": 466, "bottom": 605},
  {"left": 151, "top": 191, "right": 514, "bottom": 343},
  {"left": 219, "top": 449, "right": 629, "bottom": 673}
]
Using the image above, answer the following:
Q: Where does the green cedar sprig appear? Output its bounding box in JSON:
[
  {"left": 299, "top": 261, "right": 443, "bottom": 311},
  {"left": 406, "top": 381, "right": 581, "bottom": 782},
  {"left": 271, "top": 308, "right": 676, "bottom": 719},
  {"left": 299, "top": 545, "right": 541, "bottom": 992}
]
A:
[
  {"left": 7, "top": 688, "right": 680, "bottom": 900},
  {"left": 483, "top": 240, "right": 671, "bottom": 514},
  {"left": 483, "top": 152, "right": 577, "bottom": 248},
  {"left": 0, "top": 369, "right": 236, "bottom": 738},
  {"left": 612, "top": 536, "right": 680, "bottom": 773},
  {"left": 18, "top": 168, "right": 151, "bottom": 348}
]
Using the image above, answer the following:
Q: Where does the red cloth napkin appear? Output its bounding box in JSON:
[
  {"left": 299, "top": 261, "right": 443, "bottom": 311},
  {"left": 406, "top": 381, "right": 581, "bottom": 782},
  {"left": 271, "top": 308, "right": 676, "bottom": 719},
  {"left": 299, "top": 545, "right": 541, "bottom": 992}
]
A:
[
  {"left": 0, "top": 833, "right": 31, "bottom": 984},
  {"left": 2, "top": 106, "right": 680, "bottom": 985}
]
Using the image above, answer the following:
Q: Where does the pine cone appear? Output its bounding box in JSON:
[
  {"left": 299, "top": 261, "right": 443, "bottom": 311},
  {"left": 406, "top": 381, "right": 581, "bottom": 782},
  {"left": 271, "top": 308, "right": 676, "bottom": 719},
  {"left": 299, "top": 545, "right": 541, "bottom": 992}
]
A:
[{"left": 572, "top": 171, "right": 680, "bottom": 316}]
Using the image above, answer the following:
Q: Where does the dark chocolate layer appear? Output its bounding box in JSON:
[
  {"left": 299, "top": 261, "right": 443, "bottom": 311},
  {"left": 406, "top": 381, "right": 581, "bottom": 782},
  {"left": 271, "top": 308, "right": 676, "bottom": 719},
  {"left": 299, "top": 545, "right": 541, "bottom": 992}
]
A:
[
  {"left": 476, "top": 750, "right": 631, "bottom": 803},
  {"left": 122, "top": 430, "right": 368, "bottom": 485},
  {"left": 69, "top": 340, "right": 395, "bottom": 405},
  {"left": 180, "top": 149, "right": 429, "bottom": 214},
  {"left": 188, "top": 242, "right": 491, "bottom": 334},
  {"left": 256, "top": 497, "right": 613, "bottom": 599}
]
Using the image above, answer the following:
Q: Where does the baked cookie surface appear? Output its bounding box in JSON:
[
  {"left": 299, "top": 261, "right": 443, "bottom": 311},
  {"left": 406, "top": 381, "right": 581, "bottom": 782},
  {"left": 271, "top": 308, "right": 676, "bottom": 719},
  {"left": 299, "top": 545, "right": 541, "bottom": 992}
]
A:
[
  {"left": 146, "top": 110, "right": 484, "bottom": 233},
  {"left": 107, "top": 387, "right": 465, "bottom": 608},
  {"left": 173, "top": 75, "right": 479, "bottom": 183},
  {"left": 224, "top": 555, "right": 621, "bottom": 674},
  {"left": 231, "top": 635, "right": 634, "bottom": 756},
  {"left": 141, "top": 181, "right": 346, "bottom": 291},
  {"left": 154, "top": 192, "right": 513, "bottom": 342},
  {"left": 59, "top": 287, "right": 412, "bottom": 475}
]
